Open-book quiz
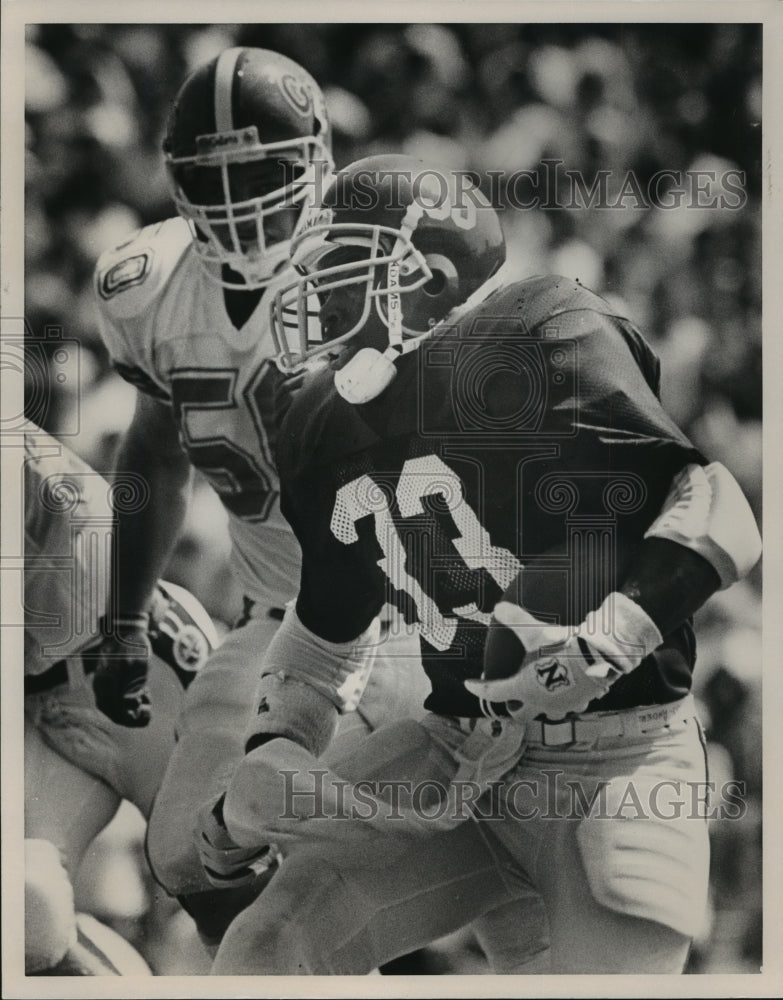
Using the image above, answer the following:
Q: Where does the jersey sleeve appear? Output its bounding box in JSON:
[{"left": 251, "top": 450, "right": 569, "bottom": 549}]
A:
[
  {"left": 92, "top": 224, "right": 183, "bottom": 402},
  {"left": 491, "top": 277, "right": 706, "bottom": 500},
  {"left": 557, "top": 301, "right": 705, "bottom": 486},
  {"left": 511, "top": 282, "right": 710, "bottom": 599}
]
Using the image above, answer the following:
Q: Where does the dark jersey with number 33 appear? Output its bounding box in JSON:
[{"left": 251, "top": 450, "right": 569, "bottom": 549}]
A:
[{"left": 277, "top": 275, "right": 706, "bottom": 718}]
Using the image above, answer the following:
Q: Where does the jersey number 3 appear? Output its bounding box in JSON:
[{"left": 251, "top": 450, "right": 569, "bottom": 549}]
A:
[{"left": 331, "top": 455, "right": 522, "bottom": 650}]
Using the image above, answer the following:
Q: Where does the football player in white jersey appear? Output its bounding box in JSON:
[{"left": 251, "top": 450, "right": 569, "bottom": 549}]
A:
[
  {"left": 91, "top": 47, "right": 432, "bottom": 945},
  {"left": 22, "top": 427, "right": 217, "bottom": 974}
]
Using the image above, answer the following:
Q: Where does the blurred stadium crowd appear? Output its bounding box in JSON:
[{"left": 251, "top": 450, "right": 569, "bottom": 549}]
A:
[{"left": 23, "top": 22, "right": 762, "bottom": 975}]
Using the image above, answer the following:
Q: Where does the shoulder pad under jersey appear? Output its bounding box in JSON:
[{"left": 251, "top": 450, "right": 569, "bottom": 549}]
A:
[
  {"left": 94, "top": 217, "right": 193, "bottom": 322},
  {"left": 485, "top": 275, "right": 620, "bottom": 336}
]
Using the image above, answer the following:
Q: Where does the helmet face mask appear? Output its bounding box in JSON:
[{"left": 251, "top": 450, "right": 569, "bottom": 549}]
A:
[
  {"left": 271, "top": 222, "right": 434, "bottom": 370},
  {"left": 270, "top": 155, "right": 506, "bottom": 382},
  {"left": 164, "top": 49, "right": 334, "bottom": 291},
  {"left": 167, "top": 130, "right": 331, "bottom": 289}
]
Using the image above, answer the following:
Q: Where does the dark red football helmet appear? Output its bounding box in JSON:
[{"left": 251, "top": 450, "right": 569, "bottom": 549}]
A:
[{"left": 270, "top": 154, "right": 506, "bottom": 399}]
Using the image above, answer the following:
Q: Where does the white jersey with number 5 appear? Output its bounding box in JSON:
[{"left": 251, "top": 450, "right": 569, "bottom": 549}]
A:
[{"left": 94, "top": 216, "right": 300, "bottom": 610}]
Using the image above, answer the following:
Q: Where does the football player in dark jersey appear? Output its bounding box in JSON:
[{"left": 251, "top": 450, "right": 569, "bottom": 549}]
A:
[
  {"left": 202, "top": 154, "right": 762, "bottom": 974},
  {"left": 90, "top": 49, "right": 440, "bottom": 954}
]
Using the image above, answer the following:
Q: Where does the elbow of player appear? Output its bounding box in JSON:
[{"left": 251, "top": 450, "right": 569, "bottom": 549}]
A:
[
  {"left": 645, "top": 462, "right": 762, "bottom": 590},
  {"left": 736, "top": 509, "right": 762, "bottom": 582},
  {"left": 704, "top": 464, "right": 762, "bottom": 588}
]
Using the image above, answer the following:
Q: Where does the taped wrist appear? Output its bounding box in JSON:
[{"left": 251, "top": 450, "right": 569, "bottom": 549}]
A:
[
  {"left": 582, "top": 591, "right": 663, "bottom": 674},
  {"left": 261, "top": 603, "right": 381, "bottom": 713},
  {"left": 243, "top": 673, "right": 338, "bottom": 758},
  {"left": 103, "top": 611, "right": 150, "bottom": 635}
]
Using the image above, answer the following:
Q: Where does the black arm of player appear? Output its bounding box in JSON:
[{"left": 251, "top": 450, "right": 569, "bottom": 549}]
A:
[
  {"left": 108, "top": 392, "right": 193, "bottom": 618},
  {"left": 619, "top": 538, "right": 720, "bottom": 638},
  {"left": 623, "top": 461, "right": 761, "bottom": 634},
  {"left": 468, "top": 462, "right": 761, "bottom": 715},
  {"left": 93, "top": 392, "right": 194, "bottom": 727}
]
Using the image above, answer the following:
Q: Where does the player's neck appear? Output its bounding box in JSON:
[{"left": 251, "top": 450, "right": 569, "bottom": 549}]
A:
[{"left": 221, "top": 267, "right": 265, "bottom": 330}]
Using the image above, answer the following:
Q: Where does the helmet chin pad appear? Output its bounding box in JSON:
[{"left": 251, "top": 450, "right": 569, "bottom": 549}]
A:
[{"left": 334, "top": 347, "right": 397, "bottom": 403}]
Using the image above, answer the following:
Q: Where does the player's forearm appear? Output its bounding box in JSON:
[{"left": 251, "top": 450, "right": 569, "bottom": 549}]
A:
[
  {"left": 471, "top": 460, "right": 762, "bottom": 712},
  {"left": 243, "top": 605, "right": 381, "bottom": 756},
  {"left": 108, "top": 430, "right": 193, "bottom": 620},
  {"left": 620, "top": 462, "right": 761, "bottom": 637},
  {"left": 619, "top": 538, "right": 720, "bottom": 638}
]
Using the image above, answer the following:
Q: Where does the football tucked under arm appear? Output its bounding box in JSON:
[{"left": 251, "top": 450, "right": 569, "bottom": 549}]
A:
[
  {"left": 466, "top": 592, "right": 663, "bottom": 719},
  {"left": 467, "top": 461, "right": 761, "bottom": 718}
]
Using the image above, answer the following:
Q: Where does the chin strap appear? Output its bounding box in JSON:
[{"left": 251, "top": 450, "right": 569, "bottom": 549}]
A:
[
  {"left": 386, "top": 257, "right": 404, "bottom": 348},
  {"left": 335, "top": 255, "right": 418, "bottom": 404}
]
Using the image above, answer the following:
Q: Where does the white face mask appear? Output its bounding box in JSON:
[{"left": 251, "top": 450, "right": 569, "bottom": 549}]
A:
[
  {"left": 166, "top": 128, "right": 334, "bottom": 290},
  {"left": 270, "top": 220, "right": 434, "bottom": 371}
]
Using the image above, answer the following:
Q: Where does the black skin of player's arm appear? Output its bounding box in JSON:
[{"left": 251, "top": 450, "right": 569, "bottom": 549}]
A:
[
  {"left": 109, "top": 392, "right": 194, "bottom": 619},
  {"left": 619, "top": 537, "right": 722, "bottom": 638}
]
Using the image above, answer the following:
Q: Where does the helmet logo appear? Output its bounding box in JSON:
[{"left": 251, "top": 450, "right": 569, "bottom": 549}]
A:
[
  {"left": 416, "top": 188, "right": 478, "bottom": 231},
  {"left": 280, "top": 73, "right": 313, "bottom": 116}
]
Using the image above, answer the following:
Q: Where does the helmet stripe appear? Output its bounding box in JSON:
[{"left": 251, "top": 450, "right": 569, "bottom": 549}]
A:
[{"left": 214, "top": 47, "right": 242, "bottom": 132}]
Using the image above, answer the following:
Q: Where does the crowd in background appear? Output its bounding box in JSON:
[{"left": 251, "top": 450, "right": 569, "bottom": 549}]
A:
[{"left": 23, "top": 22, "right": 762, "bottom": 974}]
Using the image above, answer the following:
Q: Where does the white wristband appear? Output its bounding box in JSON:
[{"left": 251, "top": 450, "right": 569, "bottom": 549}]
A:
[{"left": 582, "top": 592, "right": 663, "bottom": 674}]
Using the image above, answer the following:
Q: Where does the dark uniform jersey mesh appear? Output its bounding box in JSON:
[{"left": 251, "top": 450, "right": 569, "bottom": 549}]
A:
[{"left": 277, "top": 275, "right": 705, "bottom": 717}]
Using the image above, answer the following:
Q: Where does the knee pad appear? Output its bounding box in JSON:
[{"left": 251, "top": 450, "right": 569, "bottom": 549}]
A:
[{"left": 25, "top": 839, "right": 77, "bottom": 973}]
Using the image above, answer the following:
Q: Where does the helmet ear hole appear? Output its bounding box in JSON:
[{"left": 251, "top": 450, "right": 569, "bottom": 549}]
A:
[
  {"left": 422, "top": 254, "right": 459, "bottom": 299},
  {"left": 422, "top": 270, "right": 447, "bottom": 297}
]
